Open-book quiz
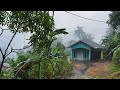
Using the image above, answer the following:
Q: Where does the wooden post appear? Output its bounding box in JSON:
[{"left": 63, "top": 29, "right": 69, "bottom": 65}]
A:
[
  {"left": 71, "top": 49, "right": 72, "bottom": 60},
  {"left": 101, "top": 50, "right": 103, "bottom": 60},
  {"left": 89, "top": 49, "right": 91, "bottom": 61},
  {"left": 71, "top": 49, "right": 73, "bottom": 60}
]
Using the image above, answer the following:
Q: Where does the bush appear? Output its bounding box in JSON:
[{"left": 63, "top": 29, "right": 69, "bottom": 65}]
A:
[
  {"left": 108, "top": 47, "right": 120, "bottom": 79},
  {"left": 112, "top": 46, "right": 120, "bottom": 66},
  {"left": 109, "top": 63, "right": 120, "bottom": 73},
  {"left": 0, "top": 69, "right": 14, "bottom": 79},
  {"left": 5, "top": 58, "right": 17, "bottom": 68},
  {"left": 109, "top": 71, "right": 120, "bottom": 79},
  {"left": 28, "top": 58, "right": 74, "bottom": 79},
  {"left": 16, "top": 53, "right": 29, "bottom": 64},
  {"left": 4, "top": 51, "right": 73, "bottom": 79}
]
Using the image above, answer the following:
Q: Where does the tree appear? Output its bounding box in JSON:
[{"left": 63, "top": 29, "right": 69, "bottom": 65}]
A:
[
  {"left": 74, "top": 26, "right": 94, "bottom": 40},
  {"left": 85, "top": 33, "right": 94, "bottom": 41},
  {"left": 74, "top": 26, "right": 85, "bottom": 40},
  {"left": 107, "top": 11, "right": 120, "bottom": 29},
  {"left": 102, "top": 11, "right": 120, "bottom": 59},
  {"left": 101, "top": 11, "right": 120, "bottom": 77},
  {"left": 101, "top": 27, "right": 116, "bottom": 58},
  {"left": 67, "top": 40, "right": 76, "bottom": 47},
  {"left": 50, "top": 36, "right": 66, "bottom": 58},
  {"left": 0, "top": 11, "right": 68, "bottom": 73},
  {"left": 101, "top": 26, "right": 120, "bottom": 59}
]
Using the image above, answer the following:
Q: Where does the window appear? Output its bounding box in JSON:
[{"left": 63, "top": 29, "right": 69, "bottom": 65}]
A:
[
  {"left": 74, "top": 51, "right": 76, "bottom": 58},
  {"left": 84, "top": 51, "right": 87, "bottom": 59}
]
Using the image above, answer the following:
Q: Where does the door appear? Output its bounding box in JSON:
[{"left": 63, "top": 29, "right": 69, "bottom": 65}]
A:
[{"left": 77, "top": 50, "right": 83, "bottom": 60}]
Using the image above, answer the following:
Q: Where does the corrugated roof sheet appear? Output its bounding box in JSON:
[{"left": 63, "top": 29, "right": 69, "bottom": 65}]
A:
[{"left": 69, "top": 38, "right": 105, "bottom": 49}]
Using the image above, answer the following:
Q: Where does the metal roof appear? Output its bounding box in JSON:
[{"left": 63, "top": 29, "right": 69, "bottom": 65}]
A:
[{"left": 68, "top": 38, "right": 105, "bottom": 49}]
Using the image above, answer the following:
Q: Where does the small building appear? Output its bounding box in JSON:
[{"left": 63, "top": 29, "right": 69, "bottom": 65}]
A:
[
  {"left": 0, "top": 62, "right": 11, "bottom": 70},
  {"left": 68, "top": 39, "right": 105, "bottom": 61}
]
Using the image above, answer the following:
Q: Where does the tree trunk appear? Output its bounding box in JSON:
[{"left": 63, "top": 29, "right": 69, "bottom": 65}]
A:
[{"left": 0, "top": 55, "right": 5, "bottom": 73}]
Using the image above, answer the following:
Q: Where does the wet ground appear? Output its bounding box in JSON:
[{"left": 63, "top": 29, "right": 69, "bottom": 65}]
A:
[
  {"left": 69, "top": 67, "right": 95, "bottom": 79},
  {"left": 69, "top": 62, "right": 93, "bottom": 79}
]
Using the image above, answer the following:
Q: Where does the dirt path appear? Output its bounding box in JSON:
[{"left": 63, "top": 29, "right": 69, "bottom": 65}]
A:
[
  {"left": 69, "top": 61, "right": 95, "bottom": 79},
  {"left": 69, "top": 67, "right": 95, "bottom": 79}
]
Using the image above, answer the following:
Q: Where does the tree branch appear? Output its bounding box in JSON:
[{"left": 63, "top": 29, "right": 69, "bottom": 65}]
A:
[
  {"left": 5, "top": 45, "right": 32, "bottom": 57},
  {"left": 5, "top": 51, "right": 17, "bottom": 57},
  {"left": 12, "top": 61, "right": 29, "bottom": 79},
  {"left": 0, "top": 28, "right": 19, "bottom": 72},
  {"left": 12, "top": 59, "right": 33, "bottom": 79},
  {"left": 12, "top": 45, "right": 32, "bottom": 51},
  {"left": 0, "top": 27, "right": 3, "bottom": 35},
  {"left": 5, "top": 45, "right": 13, "bottom": 57},
  {"left": 4, "top": 28, "right": 18, "bottom": 55},
  {"left": 2, "top": 29, "right": 13, "bottom": 31},
  {"left": 106, "top": 44, "right": 120, "bottom": 58},
  {"left": 0, "top": 48, "right": 4, "bottom": 56}
]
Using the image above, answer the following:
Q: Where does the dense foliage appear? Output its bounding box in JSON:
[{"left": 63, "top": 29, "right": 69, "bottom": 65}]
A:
[
  {"left": 28, "top": 58, "right": 73, "bottom": 79},
  {"left": 107, "top": 11, "right": 120, "bottom": 29},
  {"left": 0, "top": 11, "right": 73, "bottom": 79},
  {"left": 2, "top": 50, "right": 73, "bottom": 79},
  {"left": 0, "top": 11, "right": 68, "bottom": 72},
  {"left": 102, "top": 12, "right": 120, "bottom": 59},
  {"left": 102, "top": 11, "right": 120, "bottom": 79},
  {"left": 101, "top": 27, "right": 120, "bottom": 59},
  {"left": 112, "top": 46, "right": 120, "bottom": 66},
  {"left": 0, "top": 36, "right": 73, "bottom": 79}
]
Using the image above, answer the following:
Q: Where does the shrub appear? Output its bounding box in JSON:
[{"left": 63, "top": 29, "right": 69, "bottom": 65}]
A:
[
  {"left": 28, "top": 58, "right": 74, "bottom": 79},
  {"left": 3, "top": 52, "right": 31, "bottom": 79},
  {"left": 109, "top": 63, "right": 120, "bottom": 73},
  {"left": 16, "top": 53, "right": 29, "bottom": 64},
  {"left": 109, "top": 71, "right": 120, "bottom": 79},
  {"left": 112, "top": 46, "right": 120, "bottom": 66},
  {"left": 5, "top": 58, "right": 17, "bottom": 68},
  {"left": 0, "top": 69, "right": 14, "bottom": 79},
  {"left": 4, "top": 51, "right": 73, "bottom": 79},
  {"left": 108, "top": 46, "right": 120, "bottom": 79}
]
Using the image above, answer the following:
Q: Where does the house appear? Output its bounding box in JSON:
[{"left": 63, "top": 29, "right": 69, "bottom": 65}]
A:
[
  {"left": 68, "top": 38, "right": 105, "bottom": 61},
  {"left": 0, "top": 62, "right": 10, "bottom": 69}
]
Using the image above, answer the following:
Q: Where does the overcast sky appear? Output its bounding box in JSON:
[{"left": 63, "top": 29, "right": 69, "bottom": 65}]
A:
[
  {"left": 0, "top": 11, "right": 111, "bottom": 60},
  {"left": 54, "top": 11, "right": 111, "bottom": 43}
]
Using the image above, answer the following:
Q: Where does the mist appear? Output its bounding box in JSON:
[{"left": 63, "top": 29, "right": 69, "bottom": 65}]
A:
[
  {"left": 0, "top": 11, "right": 111, "bottom": 61},
  {"left": 54, "top": 11, "right": 110, "bottom": 44},
  {"left": 0, "top": 29, "right": 31, "bottom": 61}
]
